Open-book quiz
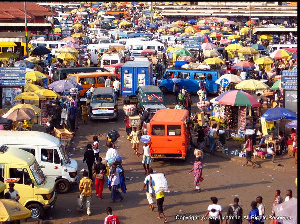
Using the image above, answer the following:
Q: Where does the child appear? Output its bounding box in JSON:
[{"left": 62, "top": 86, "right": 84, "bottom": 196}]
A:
[
  {"left": 138, "top": 141, "right": 152, "bottom": 174},
  {"left": 266, "top": 143, "right": 276, "bottom": 163},
  {"left": 124, "top": 115, "right": 132, "bottom": 140}
]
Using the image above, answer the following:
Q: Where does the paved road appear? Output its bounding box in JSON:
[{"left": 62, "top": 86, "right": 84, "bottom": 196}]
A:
[{"left": 26, "top": 93, "right": 297, "bottom": 224}]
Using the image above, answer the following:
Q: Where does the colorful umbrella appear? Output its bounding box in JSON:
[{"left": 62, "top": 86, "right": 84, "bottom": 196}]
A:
[
  {"left": 215, "top": 73, "right": 242, "bottom": 85},
  {"left": 224, "top": 20, "right": 236, "bottom": 25},
  {"left": 48, "top": 80, "right": 82, "bottom": 92},
  {"left": 24, "top": 83, "right": 42, "bottom": 92},
  {"left": 283, "top": 48, "right": 297, "bottom": 53},
  {"left": 201, "top": 43, "right": 217, "bottom": 50},
  {"left": 250, "top": 44, "right": 267, "bottom": 51},
  {"left": 25, "top": 71, "right": 47, "bottom": 82},
  {"left": 31, "top": 46, "right": 51, "bottom": 56},
  {"left": 185, "top": 26, "right": 197, "bottom": 34},
  {"left": 246, "top": 20, "right": 257, "bottom": 26},
  {"left": 34, "top": 89, "right": 60, "bottom": 99},
  {"left": 0, "top": 199, "right": 32, "bottom": 221},
  {"left": 14, "top": 60, "right": 35, "bottom": 69},
  {"left": 270, "top": 80, "right": 282, "bottom": 90},
  {"left": 71, "top": 33, "right": 86, "bottom": 38},
  {"left": 209, "top": 32, "right": 223, "bottom": 38},
  {"left": 63, "top": 43, "right": 82, "bottom": 50},
  {"left": 173, "top": 48, "right": 192, "bottom": 57},
  {"left": 56, "top": 47, "right": 78, "bottom": 54},
  {"left": 204, "top": 57, "right": 224, "bottom": 65},
  {"left": 228, "top": 34, "right": 241, "bottom": 40},
  {"left": 5, "top": 108, "right": 36, "bottom": 122},
  {"left": 14, "top": 92, "right": 46, "bottom": 101},
  {"left": 239, "top": 27, "right": 249, "bottom": 34},
  {"left": 220, "top": 39, "right": 232, "bottom": 45},
  {"left": 57, "top": 53, "right": 77, "bottom": 60},
  {"left": 235, "top": 79, "right": 269, "bottom": 90},
  {"left": 215, "top": 90, "right": 261, "bottom": 107},
  {"left": 237, "top": 47, "right": 258, "bottom": 55},
  {"left": 259, "top": 34, "right": 273, "bottom": 40},
  {"left": 225, "top": 43, "right": 242, "bottom": 51},
  {"left": 7, "top": 103, "right": 41, "bottom": 115},
  {"left": 273, "top": 49, "right": 292, "bottom": 59},
  {"left": 232, "top": 61, "right": 255, "bottom": 71},
  {"left": 261, "top": 107, "right": 297, "bottom": 121},
  {"left": 254, "top": 57, "right": 274, "bottom": 65},
  {"left": 62, "top": 37, "right": 79, "bottom": 43}
]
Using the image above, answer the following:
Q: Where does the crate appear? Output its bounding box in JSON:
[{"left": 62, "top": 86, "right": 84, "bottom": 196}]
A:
[
  {"left": 129, "top": 115, "right": 141, "bottom": 127},
  {"left": 54, "top": 127, "right": 73, "bottom": 139}
]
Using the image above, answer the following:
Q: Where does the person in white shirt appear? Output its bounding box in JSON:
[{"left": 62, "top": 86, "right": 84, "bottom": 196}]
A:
[
  {"left": 92, "top": 136, "right": 100, "bottom": 160},
  {"left": 112, "top": 78, "right": 120, "bottom": 97},
  {"left": 5, "top": 183, "right": 20, "bottom": 202},
  {"left": 60, "top": 104, "right": 68, "bottom": 127},
  {"left": 105, "top": 76, "right": 111, "bottom": 87},
  {"left": 203, "top": 196, "right": 222, "bottom": 223},
  {"left": 105, "top": 142, "right": 119, "bottom": 162},
  {"left": 284, "top": 189, "right": 293, "bottom": 202},
  {"left": 138, "top": 142, "right": 152, "bottom": 174},
  {"left": 256, "top": 196, "right": 266, "bottom": 224},
  {"left": 240, "top": 71, "right": 247, "bottom": 80}
]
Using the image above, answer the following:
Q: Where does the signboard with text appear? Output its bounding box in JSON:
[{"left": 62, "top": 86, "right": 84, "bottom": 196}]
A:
[
  {"left": 0, "top": 67, "right": 26, "bottom": 87},
  {"left": 281, "top": 70, "right": 297, "bottom": 90}
]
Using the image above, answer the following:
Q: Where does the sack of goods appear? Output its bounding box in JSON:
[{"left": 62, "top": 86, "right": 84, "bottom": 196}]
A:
[
  {"left": 107, "top": 130, "right": 120, "bottom": 142},
  {"left": 150, "top": 173, "right": 168, "bottom": 194},
  {"left": 140, "top": 135, "right": 151, "bottom": 143},
  {"left": 123, "top": 104, "right": 136, "bottom": 116},
  {"left": 197, "top": 101, "right": 210, "bottom": 109},
  {"left": 108, "top": 155, "right": 123, "bottom": 166}
]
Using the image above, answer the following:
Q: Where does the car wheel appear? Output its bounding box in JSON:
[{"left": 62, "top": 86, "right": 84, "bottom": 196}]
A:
[
  {"left": 27, "top": 203, "right": 45, "bottom": 219},
  {"left": 55, "top": 179, "right": 70, "bottom": 194},
  {"left": 159, "top": 86, "right": 168, "bottom": 93}
]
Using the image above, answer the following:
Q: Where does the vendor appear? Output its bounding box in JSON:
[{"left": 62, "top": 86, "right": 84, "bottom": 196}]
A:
[{"left": 287, "top": 128, "right": 296, "bottom": 146}]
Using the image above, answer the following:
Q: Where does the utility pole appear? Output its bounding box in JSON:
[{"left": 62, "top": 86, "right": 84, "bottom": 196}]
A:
[
  {"left": 24, "top": 1, "right": 28, "bottom": 58},
  {"left": 51, "top": 4, "right": 54, "bottom": 41},
  {"left": 249, "top": 2, "right": 252, "bottom": 41}
]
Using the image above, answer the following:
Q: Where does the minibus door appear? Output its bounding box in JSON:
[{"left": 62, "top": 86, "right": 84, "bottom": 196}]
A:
[
  {"left": 166, "top": 124, "right": 185, "bottom": 156},
  {"left": 40, "top": 148, "right": 62, "bottom": 178}
]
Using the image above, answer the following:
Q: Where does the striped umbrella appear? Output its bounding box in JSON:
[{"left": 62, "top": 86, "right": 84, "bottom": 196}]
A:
[
  {"left": 215, "top": 90, "right": 261, "bottom": 107},
  {"left": 273, "top": 49, "right": 292, "bottom": 59},
  {"left": 235, "top": 79, "right": 269, "bottom": 90},
  {"left": 232, "top": 61, "right": 255, "bottom": 71}
]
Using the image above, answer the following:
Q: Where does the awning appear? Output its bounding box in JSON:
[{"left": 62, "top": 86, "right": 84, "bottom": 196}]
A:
[{"left": 0, "top": 42, "right": 17, "bottom": 47}]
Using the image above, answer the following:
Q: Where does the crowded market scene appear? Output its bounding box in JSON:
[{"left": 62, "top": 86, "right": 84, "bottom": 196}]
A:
[{"left": 0, "top": 1, "right": 297, "bottom": 224}]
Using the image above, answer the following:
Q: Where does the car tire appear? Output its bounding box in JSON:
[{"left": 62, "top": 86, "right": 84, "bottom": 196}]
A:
[
  {"left": 159, "top": 86, "right": 168, "bottom": 93},
  {"left": 27, "top": 203, "right": 45, "bottom": 219},
  {"left": 55, "top": 179, "right": 70, "bottom": 194}
]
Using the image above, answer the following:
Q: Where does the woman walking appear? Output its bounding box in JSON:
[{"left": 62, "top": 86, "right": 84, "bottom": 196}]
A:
[
  {"left": 92, "top": 136, "right": 100, "bottom": 160},
  {"left": 129, "top": 127, "right": 140, "bottom": 155},
  {"left": 188, "top": 156, "right": 203, "bottom": 192},
  {"left": 109, "top": 163, "right": 124, "bottom": 203},
  {"left": 243, "top": 135, "right": 257, "bottom": 167},
  {"left": 93, "top": 157, "right": 106, "bottom": 199}
]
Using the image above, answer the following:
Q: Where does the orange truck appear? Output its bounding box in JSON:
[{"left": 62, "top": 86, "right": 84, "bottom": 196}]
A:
[{"left": 148, "top": 109, "right": 190, "bottom": 160}]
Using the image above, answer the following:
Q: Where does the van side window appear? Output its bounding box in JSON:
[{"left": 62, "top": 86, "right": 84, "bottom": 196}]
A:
[
  {"left": 152, "top": 125, "right": 165, "bottom": 136},
  {"left": 0, "top": 164, "right": 4, "bottom": 182},
  {"left": 194, "top": 73, "right": 205, "bottom": 80},
  {"left": 167, "top": 125, "right": 181, "bottom": 136},
  {"left": 20, "top": 148, "right": 35, "bottom": 156},
  {"left": 79, "top": 77, "right": 95, "bottom": 85},
  {"left": 54, "top": 149, "right": 60, "bottom": 164},
  {"left": 207, "top": 74, "right": 213, "bottom": 80},
  {"left": 9, "top": 168, "right": 26, "bottom": 184},
  {"left": 41, "top": 149, "right": 53, "bottom": 163},
  {"left": 97, "top": 76, "right": 105, "bottom": 84}
]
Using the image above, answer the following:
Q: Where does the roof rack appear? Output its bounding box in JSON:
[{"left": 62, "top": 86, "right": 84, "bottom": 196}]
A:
[{"left": 0, "top": 145, "right": 8, "bottom": 153}]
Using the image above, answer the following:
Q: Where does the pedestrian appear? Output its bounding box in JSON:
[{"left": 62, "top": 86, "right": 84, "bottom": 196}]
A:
[
  {"left": 92, "top": 136, "right": 100, "bottom": 160},
  {"left": 177, "top": 90, "right": 185, "bottom": 105},
  {"left": 154, "top": 186, "right": 167, "bottom": 223},
  {"left": 142, "top": 168, "right": 155, "bottom": 211},
  {"left": 124, "top": 115, "right": 132, "bottom": 140},
  {"left": 208, "top": 123, "right": 218, "bottom": 154},
  {"left": 77, "top": 170, "right": 92, "bottom": 216},
  {"left": 5, "top": 183, "right": 20, "bottom": 202},
  {"left": 225, "top": 197, "right": 243, "bottom": 224},
  {"left": 60, "top": 104, "right": 68, "bottom": 128},
  {"left": 203, "top": 196, "right": 222, "bottom": 224},
  {"left": 68, "top": 101, "right": 78, "bottom": 132},
  {"left": 271, "top": 190, "right": 283, "bottom": 216},
  {"left": 185, "top": 92, "right": 192, "bottom": 115},
  {"left": 104, "top": 207, "right": 120, "bottom": 224},
  {"left": 93, "top": 157, "right": 107, "bottom": 199},
  {"left": 138, "top": 141, "right": 152, "bottom": 174},
  {"left": 256, "top": 196, "right": 266, "bottom": 224},
  {"left": 83, "top": 144, "right": 95, "bottom": 180},
  {"left": 113, "top": 77, "right": 120, "bottom": 97},
  {"left": 284, "top": 189, "right": 293, "bottom": 202},
  {"left": 174, "top": 82, "right": 180, "bottom": 104},
  {"left": 105, "top": 76, "right": 111, "bottom": 87},
  {"left": 105, "top": 141, "right": 119, "bottom": 162},
  {"left": 197, "top": 126, "right": 205, "bottom": 150},
  {"left": 248, "top": 201, "right": 260, "bottom": 224},
  {"left": 188, "top": 156, "right": 203, "bottom": 192},
  {"left": 109, "top": 163, "right": 124, "bottom": 203},
  {"left": 243, "top": 135, "right": 257, "bottom": 167},
  {"left": 129, "top": 126, "right": 140, "bottom": 155},
  {"left": 174, "top": 101, "right": 184, "bottom": 109}
]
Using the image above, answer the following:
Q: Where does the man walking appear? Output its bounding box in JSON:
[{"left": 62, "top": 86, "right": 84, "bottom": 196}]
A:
[
  {"left": 78, "top": 170, "right": 92, "bottom": 216},
  {"left": 104, "top": 207, "right": 120, "bottom": 224},
  {"left": 68, "top": 101, "right": 78, "bottom": 132},
  {"left": 83, "top": 144, "right": 95, "bottom": 180},
  {"left": 142, "top": 168, "right": 155, "bottom": 211},
  {"left": 225, "top": 197, "right": 243, "bottom": 224}
]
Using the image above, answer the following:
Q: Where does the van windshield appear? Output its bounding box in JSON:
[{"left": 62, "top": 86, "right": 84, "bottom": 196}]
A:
[
  {"left": 142, "top": 93, "right": 163, "bottom": 103},
  {"left": 30, "top": 160, "right": 46, "bottom": 185},
  {"left": 92, "top": 94, "right": 114, "bottom": 103}
]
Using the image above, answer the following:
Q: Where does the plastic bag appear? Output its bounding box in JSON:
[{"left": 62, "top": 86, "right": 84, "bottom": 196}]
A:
[{"left": 150, "top": 173, "right": 168, "bottom": 194}]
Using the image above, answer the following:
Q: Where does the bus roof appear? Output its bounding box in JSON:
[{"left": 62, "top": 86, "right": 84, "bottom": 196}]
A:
[
  {"left": 0, "top": 145, "right": 35, "bottom": 165},
  {"left": 68, "top": 71, "right": 114, "bottom": 77},
  {"left": 139, "top": 85, "right": 162, "bottom": 93},
  {"left": 0, "top": 131, "right": 60, "bottom": 147},
  {"left": 151, "top": 109, "right": 189, "bottom": 123}
]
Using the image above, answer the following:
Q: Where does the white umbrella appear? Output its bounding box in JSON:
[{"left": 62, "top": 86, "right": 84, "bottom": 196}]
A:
[
  {"left": 273, "top": 197, "right": 297, "bottom": 224},
  {"left": 215, "top": 73, "right": 242, "bottom": 85}
]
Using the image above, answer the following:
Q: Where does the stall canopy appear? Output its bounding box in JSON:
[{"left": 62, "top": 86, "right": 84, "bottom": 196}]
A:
[{"left": 215, "top": 90, "right": 261, "bottom": 107}]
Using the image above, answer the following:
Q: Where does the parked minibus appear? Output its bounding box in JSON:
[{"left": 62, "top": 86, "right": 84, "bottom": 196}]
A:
[
  {"left": 53, "top": 67, "right": 108, "bottom": 81},
  {"left": 148, "top": 109, "right": 190, "bottom": 160},
  {"left": 157, "top": 67, "right": 220, "bottom": 94},
  {"left": 67, "top": 71, "right": 116, "bottom": 96}
]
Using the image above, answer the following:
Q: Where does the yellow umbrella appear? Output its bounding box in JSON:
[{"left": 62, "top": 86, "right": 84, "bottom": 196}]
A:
[
  {"left": 14, "top": 92, "right": 46, "bottom": 101},
  {"left": 240, "top": 27, "right": 249, "bottom": 34},
  {"left": 200, "top": 29, "right": 210, "bottom": 34},
  {"left": 57, "top": 53, "right": 77, "bottom": 60},
  {"left": 72, "top": 23, "right": 82, "bottom": 29},
  {"left": 54, "top": 28, "right": 61, "bottom": 33},
  {"left": 259, "top": 34, "right": 273, "bottom": 40},
  {"left": 237, "top": 47, "right": 258, "bottom": 54},
  {"left": 56, "top": 47, "right": 78, "bottom": 54},
  {"left": 8, "top": 103, "right": 41, "bottom": 114},
  {"left": 235, "top": 79, "right": 269, "bottom": 90},
  {"left": 24, "top": 56, "right": 38, "bottom": 63},
  {"left": 35, "top": 89, "right": 60, "bottom": 99},
  {"left": 0, "top": 52, "right": 18, "bottom": 60},
  {"left": 204, "top": 57, "right": 225, "bottom": 65},
  {"left": 71, "top": 33, "right": 86, "bottom": 38},
  {"left": 185, "top": 26, "right": 197, "bottom": 34},
  {"left": 169, "top": 27, "right": 181, "bottom": 32},
  {"left": 0, "top": 199, "right": 32, "bottom": 221},
  {"left": 254, "top": 57, "right": 274, "bottom": 65},
  {"left": 225, "top": 43, "right": 242, "bottom": 51},
  {"left": 25, "top": 71, "right": 47, "bottom": 82},
  {"left": 24, "top": 83, "right": 42, "bottom": 92},
  {"left": 228, "top": 34, "right": 241, "bottom": 39}
]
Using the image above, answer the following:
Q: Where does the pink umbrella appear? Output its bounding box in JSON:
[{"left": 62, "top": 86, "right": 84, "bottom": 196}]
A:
[
  {"left": 220, "top": 39, "right": 232, "bottom": 45},
  {"left": 201, "top": 43, "right": 217, "bottom": 50},
  {"left": 224, "top": 21, "right": 236, "bottom": 25},
  {"left": 63, "top": 43, "right": 82, "bottom": 50}
]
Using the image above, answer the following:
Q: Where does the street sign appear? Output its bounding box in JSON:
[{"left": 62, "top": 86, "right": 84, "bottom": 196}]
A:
[
  {"left": 0, "top": 73, "right": 26, "bottom": 79},
  {"left": 281, "top": 76, "right": 297, "bottom": 90},
  {"left": 282, "top": 70, "right": 297, "bottom": 76},
  {"left": 0, "top": 67, "right": 26, "bottom": 74},
  {"left": 0, "top": 80, "right": 26, "bottom": 86},
  {"left": 220, "top": 78, "right": 229, "bottom": 88}
]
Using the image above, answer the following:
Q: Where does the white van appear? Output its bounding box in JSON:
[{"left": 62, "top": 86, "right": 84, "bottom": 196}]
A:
[
  {"left": 29, "top": 40, "right": 68, "bottom": 56},
  {"left": 0, "top": 131, "right": 78, "bottom": 193},
  {"left": 143, "top": 40, "right": 165, "bottom": 53},
  {"left": 88, "top": 43, "right": 124, "bottom": 65}
]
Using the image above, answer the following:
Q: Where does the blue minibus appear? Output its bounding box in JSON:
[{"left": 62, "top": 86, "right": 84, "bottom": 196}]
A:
[{"left": 157, "top": 67, "right": 220, "bottom": 94}]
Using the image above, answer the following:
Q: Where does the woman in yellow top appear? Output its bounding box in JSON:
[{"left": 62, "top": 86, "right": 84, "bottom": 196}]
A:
[
  {"left": 154, "top": 186, "right": 167, "bottom": 223},
  {"left": 130, "top": 126, "right": 140, "bottom": 155}
]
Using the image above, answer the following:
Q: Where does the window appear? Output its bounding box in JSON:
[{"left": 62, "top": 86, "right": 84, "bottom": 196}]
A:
[
  {"left": 179, "top": 72, "right": 190, "bottom": 79},
  {"left": 194, "top": 73, "right": 206, "bottom": 80},
  {"left": 79, "top": 77, "right": 95, "bottom": 85},
  {"left": 92, "top": 94, "right": 114, "bottom": 103},
  {"left": 41, "top": 148, "right": 60, "bottom": 164},
  {"left": 207, "top": 73, "right": 213, "bottom": 80},
  {"left": 147, "top": 46, "right": 155, "bottom": 49},
  {"left": 97, "top": 76, "right": 105, "bottom": 83},
  {"left": 49, "top": 44, "right": 58, "bottom": 48},
  {"left": 20, "top": 148, "right": 35, "bottom": 156},
  {"left": 111, "top": 60, "right": 118, "bottom": 64},
  {"left": 67, "top": 75, "right": 77, "bottom": 83},
  {"left": 158, "top": 46, "right": 164, "bottom": 51},
  {"left": 37, "top": 43, "right": 47, "bottom": 47},
  {"left": 103, "top": 60, "right": 111, "bottom": 65},
  {"left": 167, "top": 125, "right": 181, "bottom": 136},
  {"left": 9, "top": 168, "right": 31, "bottom": 185},
  {"left": 133, "top": 45, "right": 143, "bottom": 50},
  {"left": 152, "top": 125, "right": 165, "bottom": 136}
]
